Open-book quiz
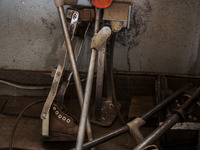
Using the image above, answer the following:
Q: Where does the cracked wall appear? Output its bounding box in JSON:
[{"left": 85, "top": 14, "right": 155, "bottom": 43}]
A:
[{"left": 0, "top": 0, "right": 200, "bottom": 74}]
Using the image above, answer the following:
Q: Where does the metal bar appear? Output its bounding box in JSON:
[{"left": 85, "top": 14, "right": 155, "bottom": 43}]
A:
[
  {"left": 198, "top": 129, "right": 200, "bottom": 150},
  {"left": 114, "top": 70, "right": 200, "bottom": 78},
  {"left": 133, "top": 86, "right": 200, "bottom": 150},
  {"left": 82, "top": 126, "right": 129, "bottom": 150},
  {"left": 106, "top": 37, "right": 113, "bottom": 101},
  {"left": 109, "top": 33, "right": 125, "bottom": 125},
  {"left": 95, "top": 44, "right": 106, "bottom": 120},
  {"left": 134, "top": 114, "right": 180, "bottom": 150},
  {"left": 72, "top": 84, "right": 193, "bottom": 149},
  {"left": 57, "top": 5, "right": 94, "bottom": 145},
  {"left": 141, "top": 83, "right": 193, "bottom": 120},
  {"left": 75, "top": 8, "right": 101, "bottom": 150},
  {"left": 181, "top": 87, "right": 200, "bottom": 110},
  {"left": 71, "top": 126, "right": 129, "bottom": 150}
]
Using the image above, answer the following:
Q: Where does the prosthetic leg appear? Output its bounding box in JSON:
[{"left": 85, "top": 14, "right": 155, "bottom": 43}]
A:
[
  {"left": 41, "top": 0, "right": 95, "bottom": 143},
  {"left": 91, "top": 1, "right": 132, "bottom": 127},
  {"left": 76, "top": 1, "right": 132, "bottom": 149}
]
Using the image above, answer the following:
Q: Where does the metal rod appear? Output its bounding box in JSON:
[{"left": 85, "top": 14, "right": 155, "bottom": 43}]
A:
[
  {"left": 198, "top": 129, "right": 200, "bottom": 150},
  {"left": 115, "top": 70, "right": 200, "bottom": 79},
  {"left": 180, "top": 87, "right": 200, "bottom": 110},
  {"left": 109, "top": 33, "right": 125, "bottom": 125},
  {"left": 141, "top": 83, "right": 193, "bottom": 120},
  {"left": 57, "top": 5, "right": 94, "bottom": 145},
  {"left": 134, "top": 86, "right": 200, "bottom": 150},
  {"left": 95, "top": 45, "right": 106, "bottom": 120},
  {"left": 134, "top": 114, "right": 180, "bottom": 150},
  {"left": 72, "top": 84, "right": 193, "bottom": 149},
  {"left": 75, "top": 8, "right": 101, "bottom": 150},
  {"left": 82, "top": 126, "right": 129, "bottom": 150}
]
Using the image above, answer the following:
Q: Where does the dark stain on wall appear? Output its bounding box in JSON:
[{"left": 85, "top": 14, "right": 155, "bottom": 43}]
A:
[
  {"left": 41, "top": 17, "right": 56, "bottom": 35},
  {"left": 116, "top": 0, "right": 152, "bottom": 47}
]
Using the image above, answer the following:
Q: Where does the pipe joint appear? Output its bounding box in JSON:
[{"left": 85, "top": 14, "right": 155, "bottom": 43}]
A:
[{"left": 127, "top": 117, "right": 146, "bottom": 144}]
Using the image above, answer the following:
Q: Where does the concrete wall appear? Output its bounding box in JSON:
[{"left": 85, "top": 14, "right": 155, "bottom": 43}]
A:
[{"left": 0, "top": 0, "right": 200, "bottom": 74}]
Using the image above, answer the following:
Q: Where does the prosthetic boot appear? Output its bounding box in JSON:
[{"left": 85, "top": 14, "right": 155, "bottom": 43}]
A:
[{"left": 49, "top": 103, "right": 79, "bottom": 140}]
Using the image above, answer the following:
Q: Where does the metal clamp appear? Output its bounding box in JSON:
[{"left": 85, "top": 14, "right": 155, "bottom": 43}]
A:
[{"left": 127, "top": 117, "right": 146, "bottom": 144}]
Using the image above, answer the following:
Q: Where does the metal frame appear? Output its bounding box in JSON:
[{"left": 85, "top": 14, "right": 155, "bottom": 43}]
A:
[
  {"left": 71, "top": 84, "right": 193, "bottom": 149},
  {"left": 134, "top": 86, "right": 200, "bottom": 150}
]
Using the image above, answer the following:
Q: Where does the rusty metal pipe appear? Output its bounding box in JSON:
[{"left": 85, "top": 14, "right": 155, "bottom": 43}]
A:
[{"left": 57, "top": 5, "right": 94, "bottom": 146}]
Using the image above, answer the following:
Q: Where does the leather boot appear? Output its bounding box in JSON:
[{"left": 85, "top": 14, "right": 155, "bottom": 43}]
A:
[{"left": 49, "top": 103, "right": 79, "bottom": 139}]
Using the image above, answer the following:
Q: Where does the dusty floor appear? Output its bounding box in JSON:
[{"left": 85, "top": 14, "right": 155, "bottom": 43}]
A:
[{"left": 0, "top": 95, "right": 198, "bottom": 150}]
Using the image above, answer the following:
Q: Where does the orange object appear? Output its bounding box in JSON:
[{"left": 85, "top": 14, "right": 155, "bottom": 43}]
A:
[{"left": 92, "top": 0, "right": 113, "bottom": 8}]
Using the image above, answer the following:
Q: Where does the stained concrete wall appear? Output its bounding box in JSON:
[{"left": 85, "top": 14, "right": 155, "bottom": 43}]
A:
[{"left": 0, "top": 0, "right": 200, "bottom": 74}]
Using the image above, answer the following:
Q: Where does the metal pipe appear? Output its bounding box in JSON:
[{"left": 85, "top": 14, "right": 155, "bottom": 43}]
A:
[
  {"left": 75, "top": 8, "right": 101, "bottom": 150},
  {"left": 141, "top": 83, "right": 193, "bottom": 120},
  {"left": 70, "top": 125, "right": 129, "bottom": 150},
  {"left": 115, "top": 70, "right": 200, "bottom": 79},
  {"left": 133, "top": 86, "right": 200, "bottom": 150},
  {"left": 72, "top": 84, "right": 193, "bottom": 149},
  {"left": 134, "top": 114, "right": 180, "bottom": 150},
  {"left": 83, "top": 126, "right": 129, "bottom": 150},
  {"left": 57, "top": 5, "right": 94, "bottom": 145},
  {"left": 198, "top": 130, "right": 200, "bottom": 150},
  {"left": 180, "top": 87, "right": 200, "bottom": 110}
]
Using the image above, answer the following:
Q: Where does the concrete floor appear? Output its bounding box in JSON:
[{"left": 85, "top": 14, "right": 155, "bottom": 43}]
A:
[{"left": 0, "top": 95, "right": 198, "bottom": 150}]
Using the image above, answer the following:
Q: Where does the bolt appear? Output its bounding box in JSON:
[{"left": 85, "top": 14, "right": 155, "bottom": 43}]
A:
[{"left": 73, "top": 14, "right": 77, "bottom": 20}]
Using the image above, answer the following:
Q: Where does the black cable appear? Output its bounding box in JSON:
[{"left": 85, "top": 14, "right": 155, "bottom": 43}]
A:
[
  {"left": 109, "top": 33, "right": 126, "bottom": 125},
  {"left": 9, "top": 100, "right": 45, "bottom": 150},
  {"left": 0, "top": 112, "right": 40, "bottom": 119}
]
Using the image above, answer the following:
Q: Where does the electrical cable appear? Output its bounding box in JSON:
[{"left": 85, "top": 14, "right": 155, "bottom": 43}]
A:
[
  {"left": 9, "top": 100, "right": 45, "bottom": 150},
  {"left": 109, "top": 33, "right": 126, "bottom": 125},
  {"left": 0, "top": 75, "right": 97, "bottom": 90},
  {"left": 0, "top": 79, "right": 51, "bottom": 90}
]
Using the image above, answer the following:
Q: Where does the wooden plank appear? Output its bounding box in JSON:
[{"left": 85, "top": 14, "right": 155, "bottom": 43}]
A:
[{"left": 103, "top": 3, "right": 130, "bottom": 21}]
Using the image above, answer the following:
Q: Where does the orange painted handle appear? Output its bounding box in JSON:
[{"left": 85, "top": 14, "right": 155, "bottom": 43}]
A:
[{"left": 92, "top": 0, "right": 112, "bottom": 8}]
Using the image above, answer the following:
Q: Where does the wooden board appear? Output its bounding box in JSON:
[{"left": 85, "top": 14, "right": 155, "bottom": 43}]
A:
[{"left": 103, "top": 3, "right": 130, "bottom": 21}]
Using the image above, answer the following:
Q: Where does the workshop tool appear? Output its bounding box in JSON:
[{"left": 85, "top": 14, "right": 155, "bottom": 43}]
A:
[
  {"left": 70, "top": 83, "right": 193, "bottom": 149},
  {"left": 91, "top": 1, "right": 132, "bottom": 126},
  {"left": 41, "top": 0, "right": 94, "bottom": 145},
  {"left": 133, "top": 86, "right": 200, "bottom": 150}
]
